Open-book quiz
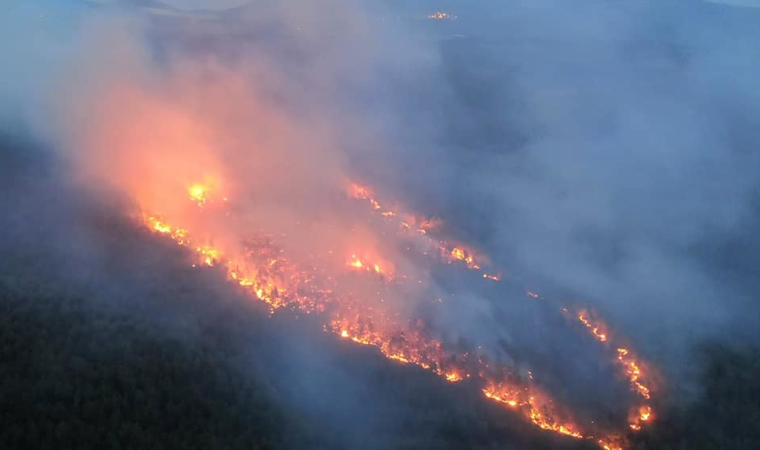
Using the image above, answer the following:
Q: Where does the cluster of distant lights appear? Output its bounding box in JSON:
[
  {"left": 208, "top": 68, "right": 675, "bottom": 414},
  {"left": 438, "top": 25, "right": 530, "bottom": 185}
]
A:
[{"left": 427, "top": 11, "right": 457, "bottom": 20}]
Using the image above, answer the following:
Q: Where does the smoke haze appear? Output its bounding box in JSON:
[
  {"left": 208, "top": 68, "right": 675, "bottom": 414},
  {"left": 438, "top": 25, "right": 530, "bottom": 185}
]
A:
[{"left": 2, "top": 0, "right": 760, "bottom": 448}]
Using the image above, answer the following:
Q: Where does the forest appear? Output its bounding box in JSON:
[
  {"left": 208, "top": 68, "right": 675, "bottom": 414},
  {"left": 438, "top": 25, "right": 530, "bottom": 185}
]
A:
[{"left": 1, "top": 136, "right": 759, "bottom": 450}]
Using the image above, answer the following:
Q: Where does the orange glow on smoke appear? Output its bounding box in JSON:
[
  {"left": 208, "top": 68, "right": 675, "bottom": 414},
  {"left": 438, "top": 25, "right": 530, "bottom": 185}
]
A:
[
  {"left": 342, "top": 178, "right": 661, "bottom": 446},
  {"left": 142, "top": 183, "right": 655, "bottom": 449},
  {"left": 348, "top": 256, "right": 363, "bottom": 269},
  {"left": 76, "top": 70, "right": 659, "bottom": 449},
  {"left": 346, "top": 253, "right": 394, "bottom": 280},
  {"left": 141, "top": 210, "right": 602, "bottom": 442},
  {"left": 188, "top": 183, "right": 208, "bottom": 206}
]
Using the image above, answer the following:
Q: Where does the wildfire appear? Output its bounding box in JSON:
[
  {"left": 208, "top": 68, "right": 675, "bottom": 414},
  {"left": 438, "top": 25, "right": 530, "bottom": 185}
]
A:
[
  {"left": 617, "top": 348, "right": 652, "bottom": 399},
  {"left": 343, "top": 179, "right": 661, "bottom": 443},
  {"left": 628, "top": 405, "right": 652, "bottom": 431},
  {"left": 188, "top": 183, "right": 209, "bottom": 206},
  {"left": 139, "top": 179, "right": 661, "bottom": 450},
  {"left": 418, "top": 217, "right": 442, "bottom": 233},
  {"left": 196, "top": 245, "right": 220, "bottom": 266},
  {"left": 447, "top": 246, "right": 481, "bottom": 270},
  {"left": 346, "top": 254, "right": 394, "bottom": 280},
  {"left": 348, "top": 257, "right": 363, "bottom": 269},
  {"left": 567, "top": 308, "right": 654, "bottom": 402},
  {"left": 445, "top": 371, "right": 463, "bottom": 382},
  {"left": 145, "top": 215, "right": 187, "bottom": 243},
  {"left": 482, "top": 382, "right": 584, "bottom": 439},
  {"left": 428, "top": 12, "right": 456, "bottom": 20},
  {"left": 598, "top": 438, "right": 624, "bottom": 450},
  {"left": 349, "top": 182, "right": 381, "bottom": 209},
  {"left": 577, "top": 310, "right": 609, "bottom": 342},
  {"left": 348, "top": 182, "right": 494, "bottom": 278},
  {"left": 349, "top": 182, "right": 373, "bottom": 200}
]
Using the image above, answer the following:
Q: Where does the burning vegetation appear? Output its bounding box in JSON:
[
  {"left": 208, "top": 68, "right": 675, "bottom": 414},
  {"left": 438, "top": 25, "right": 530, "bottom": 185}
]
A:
[
  {"left": 47, "top": 29, "right": 660, "bottom": 447},
  {"left": 428, "top": 12, "right": 457, "bottom": 20},
  {"left": 138, "top": 176, "right": 660, "bottom": 450}
]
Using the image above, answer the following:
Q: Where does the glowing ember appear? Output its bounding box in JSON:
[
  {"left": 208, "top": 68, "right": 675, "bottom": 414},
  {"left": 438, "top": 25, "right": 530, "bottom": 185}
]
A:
[
  {"left": 445, "top": 371, "right": 463, "bottom": 382},
  {"left": 428, "top": 11, "right": 456, "bottom": 20},
  {"left": 140, "top": 179, "right": 661, "bottom": 450},
  {"left": 348, "top": 256, "right": 363, "bottom": 269},
  {"left": 346, "top": 254, "right": 394, "bottom": 280},
  {"left": 617, "top": 348, "right": 652, "bottom": 399},
  {"left": 447, "top": 246, "right": 481, "bottom": 270},
  {"left": 568, "top": 308, "right": 655, "bottom": 404},
  {"left": 577, "top": 310, "right": 609, "bottom": 342},
  {"left": 598, "top": 438, "right": 624, "bottom": 450},
  {"left": 628, "top": 405, "right": 652, "bottom": 431},
  {"left": 188, "top": 183, "right": 209, "bottom": 206},
  {"left": 145, "top": 216, "right": 187, "bottom": 243},
  {"left": 482, "top": 382, "right": 584, "bottom": 439},
  {"left": 349, "top": 183, "right": 374, "bottom": 200}
]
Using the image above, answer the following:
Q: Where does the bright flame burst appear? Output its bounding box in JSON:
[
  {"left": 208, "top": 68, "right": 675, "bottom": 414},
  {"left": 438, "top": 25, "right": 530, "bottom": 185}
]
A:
[
  {"left": 188, "top": 184, "right": 208, "bottom": 205},
  {"left": 139, "top": 180, "right": 660, "bottom": 450},
  {"left": 628, "top": 405, "right": 653, "bottom": 431},
  {"left": 347, "top": 254, "right": 393, "bottom": 280},
  {"left": 448, "top": 246, "right": 481, "bottom": 270}
]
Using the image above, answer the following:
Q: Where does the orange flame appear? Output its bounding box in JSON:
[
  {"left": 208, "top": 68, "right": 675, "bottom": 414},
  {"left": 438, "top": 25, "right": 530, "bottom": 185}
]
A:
[
  {"left": 428, "top": 12, "right": 456, "bottom": 20},
  {"left": 346, "top": 253, "right": 394, "bottom": 280},
  {"left": 628, "top": 405, "right": 652, "bottom": 431},
  {"left": 568, "top": 308, "right": 654, "bottom": 404},
  {"left": 188, "top": 183, "right": 209, "bottom": 206},
  {"left": 483, "top": 381, "right": 584, "bottom": 439},
  {"left": 447, "top": 246, "right": 481, "bottom": 270},
  {"left": 140, "top": 179, "right": 662, "bottom": 450},
  {"left": 617, "top": 348, "right": 652, "bottom": 400},
  {"left": 577, "top": 310, "right": 609, "bottom": 342}
]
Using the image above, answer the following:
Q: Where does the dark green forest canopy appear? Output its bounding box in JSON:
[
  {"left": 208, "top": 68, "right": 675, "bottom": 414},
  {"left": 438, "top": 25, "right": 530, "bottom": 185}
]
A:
[
  {"left": 1, "top": 137, "right": 760, "bottom": 450},
  {"left": 2, "top": 272, "right": 760, "bottom": 450},
  {"left": 0, "top": 135, "right": 590, "bottom": 450},
  {"left": 0, "top": 286, "right": 315, "bottom": 450}
]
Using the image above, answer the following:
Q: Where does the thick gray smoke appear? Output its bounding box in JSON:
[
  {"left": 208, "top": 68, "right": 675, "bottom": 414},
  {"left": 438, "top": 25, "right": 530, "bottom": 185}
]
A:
[
  {"left": 2, "top": 0, "right": 760, "bottom": 448},
  {"left": 351, "top": 0, "right": 760, "bottom": 364}
]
